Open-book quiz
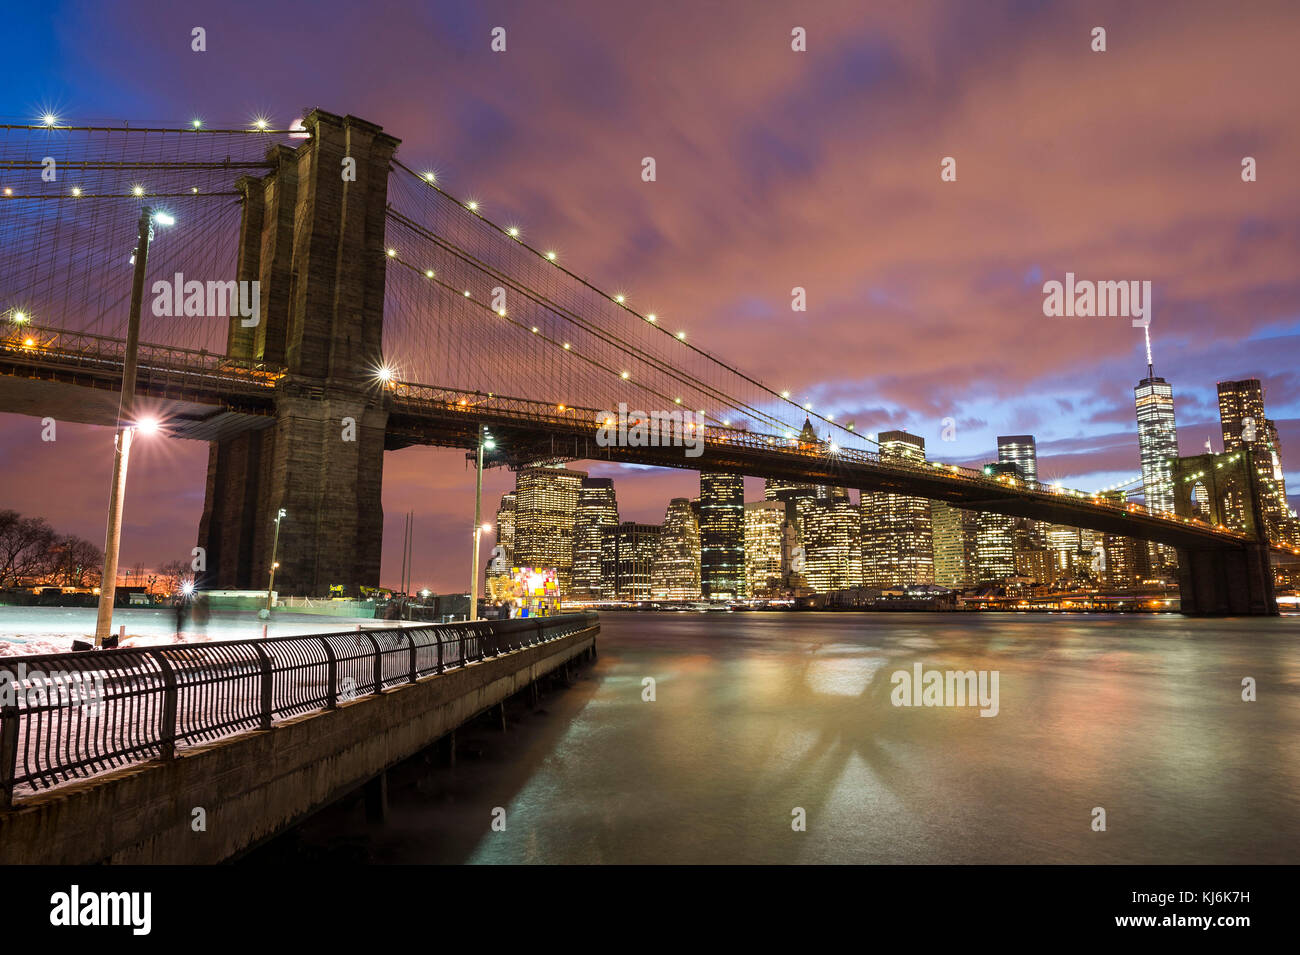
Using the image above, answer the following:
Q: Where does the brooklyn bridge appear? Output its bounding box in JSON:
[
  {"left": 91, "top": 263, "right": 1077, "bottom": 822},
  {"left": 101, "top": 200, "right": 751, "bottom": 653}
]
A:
[{"left": 0, "top": 110, "right": 1284, "bottom": 614}]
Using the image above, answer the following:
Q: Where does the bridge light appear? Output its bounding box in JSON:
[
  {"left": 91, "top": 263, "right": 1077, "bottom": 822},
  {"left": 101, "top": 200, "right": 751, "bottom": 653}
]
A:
[
  {"left": 803, "top": 402, "right": 812, "bottom": 411},
  {"left": 829, "top": 443, "right": 840, "bottom": 454},
  {"left": 507, "top": 227, "right": 520, "bottom": 238},
  {"left": 497, "top": 308, "right": 506, "bottom": 316},
  {"left": 563, "top": 342, "right": 571, "bottom": 349},
  {"left": 723, "top": 419, "right": 731, "bottom": 426},
  {"left": 23, "top": 337, "right": 35, "bottom": 347},
  {"left": 132, "top": 185, "right": 144, "bottom": 196},
  {"left": 2, "top": 188, "right": 11, "bottom": 196},
  {"left": 676, "top": 331, "right": 686, "bottom": 340},
  {"left": 71, "top": 187, "right": 81, "bottom": 197},
  {"left": 620, "top": 371, "right": 629, "bottom": 379},
  {"left": 780, "top": 390, "right": 790, "bottom": 399},
  {"left": 191, "top": 187, "right": 199, "bottom": 194},
  {"left": 42, "top": 113, "right": 57, "bottom": 126},
  {"left": 467, "top": 200, "right": 479, "bottom": 211},
  {"left": 13, "top": 311, "right": 26, "bottom": 323},
  {"left": 425, "top": 269, "right": 434, "bottom": 278},
  {"left": 483, "top": 438, "right": 495, "bottom": 450},
  {"left": 557, "top": 404, "right": 566, "bottom": 412},
  {"left": 847, "top": 423, "right": 855, "bottom": 431},
  {"left": 423, "top": 171, "right": 436, "bottom": 183},
  {"left": 646, "top": 313, "right": 656, "bottom": 322},
  {"left": 191, "top": 119, "right": 202, "bottom": 129},
  {"left": 182, "top": 582, "right": 195, "bottom": 597},
  {"left": 545, "top": 251, "right": 557, "bottom": 261},
  {"left": 827, "top": 414, "right": 834, "bottom": 421},
  {"left": 386, "top": 248, "right": 397, "bottom": 257},
  {"left": 463, "top": 290, "right": 471, "bottom": 297},
  {"left": 530, "top": 326, "right": 539, "bottom": 333},
  {"left": 614, "top": 294, "right": 625, "bottom": 304},
  {"left": 674, "top": 397, "right": 682, "bottom": 404},
  {"left": 151, "top": 210, "right": 175, "bottom": 226},
  {"left": 375, "top": 365, "right": 395, "bottom": 384},
  {"left": 481, "top": 523, "right": 492, "bottom": 533},
  {"left": 134, "top": 416, "right": 160, "bottom": 436},
  {"left": 253, "top": 117, "right": 269, "bottom": 130}
]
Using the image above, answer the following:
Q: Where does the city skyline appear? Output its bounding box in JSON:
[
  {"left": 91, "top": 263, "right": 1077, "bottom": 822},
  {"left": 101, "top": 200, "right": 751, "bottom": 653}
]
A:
[{"left": 3, "top": 0, "right": 1300, "bottom": 593}]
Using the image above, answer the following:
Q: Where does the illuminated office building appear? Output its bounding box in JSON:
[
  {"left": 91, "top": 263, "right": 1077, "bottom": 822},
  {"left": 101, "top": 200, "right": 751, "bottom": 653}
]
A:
[
  {"left": 699, "top": 472, "right": 745, "bottom": 598},
  {"left": 862, "top": 431, "right": 933, "bottom": 587},
  {"left": 652, "top": 497, "right": 701, "bottom": 599},
  {"left": 931, "top": 502, "right": 979, "bottom": 589},
  {"left": 572, "top": 478, "right": 618, "bottom": 599},
  {"left": 601, "top": 521, "right": 660, "bottom": 600},
  {"left": 488, "top": 491, "right": 517, "bottom": 584},
  {"left": 512, "top": 465, "right": 586, "bottom": 595},
  {"left": 1135, "top": 372, "right": 1179, "bottom": 572},
  {"left": 974, "top": 462, "right": 1017, "bottom": 582},
  {"left": 1218, "top": 378, "right": 1296, "bottom": 545},
  {"left": 744, "top": 500, "right": 791, "bottom": 597},
  {"left": 802, "top": 497, "right": 862, "bottom": 592}
]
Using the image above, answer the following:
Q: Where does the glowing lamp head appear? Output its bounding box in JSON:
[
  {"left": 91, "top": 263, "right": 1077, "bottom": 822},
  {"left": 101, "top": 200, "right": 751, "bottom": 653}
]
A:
[
  {"left": 467, "top": 200, "right": 479, "bottom": 211},
  {"left": 386, "top": 248, "right": 396, "bottom": 258},
  {"left": 481, "top": 523, "right": 492, "bottom": 533},
  {"left": 42, "top": 113, "right": 56, "bottom": 126},
  {"left": 191, "top": 119, "right": 202, "bottom": 129},
  {"left": 425, "top": 269, "right": 434, "bottom": 278},
  {"left": 376, "top": 365, "right": 395, "bottom": 384},
  {"left": 614, "top": 294, "right": 625, "bottom": 303},
  {"left": 71, "top": 187, "right": 81, "bottom": 197},
  {"left": 152, "top": 210, "right": 175, "bottom": 226},
  {"left": 132, "top": 185, "right": 144, "bottom": 197},
  {"left": 507, "top": 227, "right": 519, "bottom": 237},
  {"left": 545, "top": 251, "right": 557, "bottom": 261},
  {"left": 423, "top": 171, "right": 436, "bottom": 183},
  {"left": 135, "top": 416, "right": 160, "bottom": 435},
  {"left": 253, "top": 117, "right": 269, "bottom": 130},
  {"left": 13, "top": 311, "right": 26, "bottom": 323}
]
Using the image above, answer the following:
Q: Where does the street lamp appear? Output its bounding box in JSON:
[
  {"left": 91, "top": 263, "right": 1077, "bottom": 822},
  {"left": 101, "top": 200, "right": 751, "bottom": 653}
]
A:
[
  {"left": 469, "top": 426, "right": 495, "bottom": 622},
  {"left": 93, "top": 206, "right": 173, "bottom": 645},
  {"left": 262, "top": 508, "right": 287, "bottom": 618}
]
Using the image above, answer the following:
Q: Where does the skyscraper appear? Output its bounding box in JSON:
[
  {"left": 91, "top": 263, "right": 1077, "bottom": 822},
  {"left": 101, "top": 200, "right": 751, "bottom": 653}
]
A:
[
  {"left": 699, "top": 471, "right": 745, "bottom": 599},
  {"left": 997, "top": 435, "right": 1038, "bottom": 483},
  {"left": 861, "top": 431, "right": 934, "bottom": 587},
  {"left": 602, "top": 521, "right": 660, "bottom": 600},
  {"left": 744, "top": 499, "right": 790, "bottom": 597},
  {"left": 1135, "top": 374, "right": 1179, "bottom": 573},
  {"left": 931, "top": 502, "right": 979, "bottom": 589},
  {"left": 572, "top": 478, "right": 618, "bottom": 599},
  {"left": 512, "top": 465, "right": 586, "bottom": 596},
  {"left": 652, "top": 498, "right": 701, "bottom": 599},
  {"left": 974, "top": 462, "right": 1017, "bottom": 582},
  {"left": 802, "top": 497, "right": 863, "bottom": 592},
  {"left": 1218, "top": 378, "right": 1294, "bottom": 544},
  {"left": 487, "top": 491, "right": 517, "bottom": 585}
]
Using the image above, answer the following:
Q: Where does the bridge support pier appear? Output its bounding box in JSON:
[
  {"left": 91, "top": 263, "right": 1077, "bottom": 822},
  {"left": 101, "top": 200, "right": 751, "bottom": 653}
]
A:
[
  {"left": 1175, "top": 544, "right": 1277, "bottom": 615},
  {"left": 196, "top": 110, "right": 399, "bottom": 597}
]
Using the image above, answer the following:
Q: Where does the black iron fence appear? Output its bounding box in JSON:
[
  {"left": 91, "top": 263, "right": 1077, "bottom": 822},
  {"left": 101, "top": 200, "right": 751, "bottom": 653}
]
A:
[{"left": 0, "top": 612, "right": 597, "bottom": 807}]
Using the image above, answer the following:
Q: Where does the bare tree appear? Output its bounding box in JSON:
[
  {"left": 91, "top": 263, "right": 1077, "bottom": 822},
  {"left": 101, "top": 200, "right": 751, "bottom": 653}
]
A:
[
  {"left": 0, "top": 510, "right": 57, "bottom": 586},
  {"left": 39, "top": 535, "right": 103, "bottom": 587}
]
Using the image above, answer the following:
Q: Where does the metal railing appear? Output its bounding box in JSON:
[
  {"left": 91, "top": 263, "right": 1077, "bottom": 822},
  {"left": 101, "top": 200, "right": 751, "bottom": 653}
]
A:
[{"left": 0, "top": 612, "right": 597, "bottom": 807}]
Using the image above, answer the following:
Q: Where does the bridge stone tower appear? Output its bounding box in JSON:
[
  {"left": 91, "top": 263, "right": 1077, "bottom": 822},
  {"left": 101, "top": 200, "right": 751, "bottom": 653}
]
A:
[
  {"left": 1171, "top": 449, "right": 1276, "bottom": 615},
  {"left": 197, "top": 111, "right": 399, "bottom": 597}
]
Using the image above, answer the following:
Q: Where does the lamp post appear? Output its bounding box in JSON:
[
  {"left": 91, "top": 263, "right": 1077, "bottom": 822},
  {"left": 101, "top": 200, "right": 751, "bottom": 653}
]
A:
[
  {"left": 93, "top": 207, "right": 172, "bottom": 645},
  {"left": 469, "top": 425, "right": 494, "bottom": 622},
  {"left": 263, "top": 508, "right": 286, "bottom": 617}
]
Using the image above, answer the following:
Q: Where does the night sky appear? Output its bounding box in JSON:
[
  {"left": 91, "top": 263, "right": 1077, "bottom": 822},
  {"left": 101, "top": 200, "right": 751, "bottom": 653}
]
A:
[{"left": 2, "top": 0, "right": 1298, "bottom": 592}]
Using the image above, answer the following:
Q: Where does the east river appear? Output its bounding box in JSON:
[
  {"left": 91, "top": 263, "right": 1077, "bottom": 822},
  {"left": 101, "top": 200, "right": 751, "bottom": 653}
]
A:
[{"left": 249, "top": 611, "right": 1300, "bottom": 864}]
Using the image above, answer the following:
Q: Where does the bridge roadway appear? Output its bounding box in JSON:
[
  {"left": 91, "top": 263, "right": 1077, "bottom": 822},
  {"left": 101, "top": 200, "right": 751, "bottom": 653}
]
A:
[{"left": 1, "top": 322, "right": 1269, "bottom": 556}]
